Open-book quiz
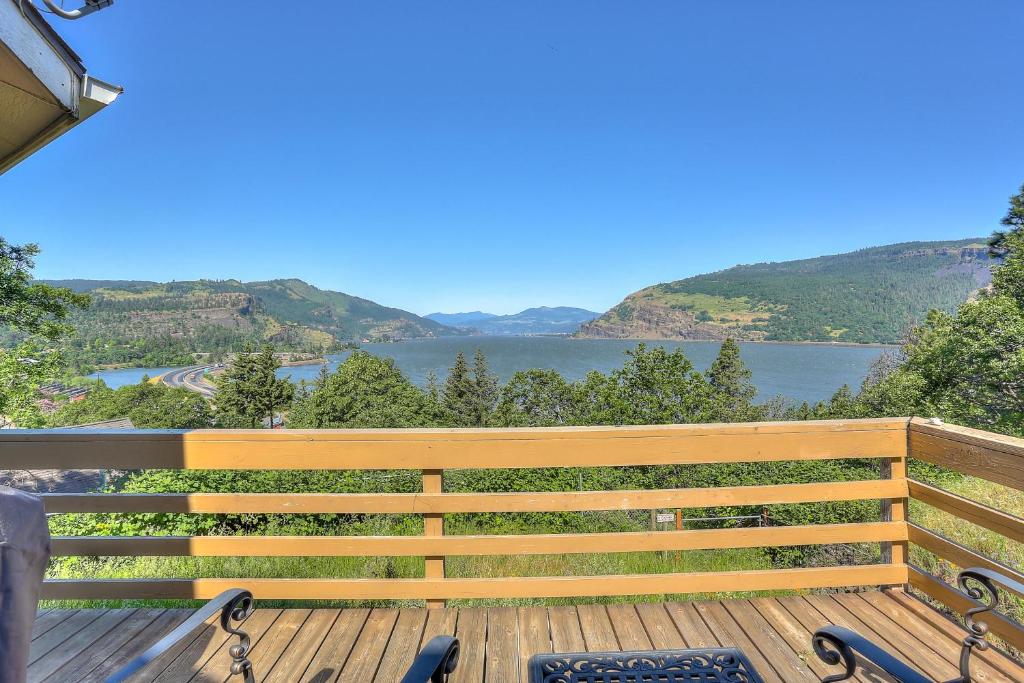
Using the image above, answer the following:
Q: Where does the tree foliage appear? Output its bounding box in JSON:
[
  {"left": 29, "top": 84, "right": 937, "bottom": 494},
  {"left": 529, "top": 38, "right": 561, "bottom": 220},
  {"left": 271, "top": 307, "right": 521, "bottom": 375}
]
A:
[
  {"left": 0, "top": 238, "right": 88, "bottom": 427},
  {"left": 817, "top": 183, "right": 1024, "bottom": 436},
  {"left": 288, "top": 351, "right": 440, "bottom": 428},
  {"left": 440, "top": 350, "right": 499, "bottom": 426},
  {"left": 706, "top": 338, "right": 759, "bottom": 421},
  {"left": 213, "top": 346, "right": 294, "bottom": 428},
  {"left": 48, "top": 382, "right": 212, "bottom": 429},
  {"left": 1, "top": 239, "right": 88, "bottom": 340}
]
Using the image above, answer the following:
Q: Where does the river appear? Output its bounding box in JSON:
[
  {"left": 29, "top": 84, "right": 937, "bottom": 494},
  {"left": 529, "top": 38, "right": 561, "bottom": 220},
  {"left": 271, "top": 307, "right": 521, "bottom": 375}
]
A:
[{"left": 92, "top": 337, "right": 891, "bottom": 404}]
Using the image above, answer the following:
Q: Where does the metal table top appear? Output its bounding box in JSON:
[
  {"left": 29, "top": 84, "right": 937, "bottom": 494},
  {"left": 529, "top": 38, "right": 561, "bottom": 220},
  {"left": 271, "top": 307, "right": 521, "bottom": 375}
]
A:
[{"left": 528, "top": 648, "right": 765, "bottom": 682}]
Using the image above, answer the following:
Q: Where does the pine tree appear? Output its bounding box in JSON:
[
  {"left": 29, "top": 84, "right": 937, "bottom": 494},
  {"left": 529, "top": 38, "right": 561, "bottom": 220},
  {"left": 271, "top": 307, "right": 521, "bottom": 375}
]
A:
[
  {"left": 441, "top": 349, "right": 499, "bottom": 426},
  {"left": 471, "top": 348, "right": 499, "bottom": 426},
  {"left": 441, "top": 351, "right": 475, "bottom": 426},
  {"left": 214, "top": 345, "right": 294, "bottom": 428},
  {"left": 706, "top": 338, "right": 758, "bottom": 421}
]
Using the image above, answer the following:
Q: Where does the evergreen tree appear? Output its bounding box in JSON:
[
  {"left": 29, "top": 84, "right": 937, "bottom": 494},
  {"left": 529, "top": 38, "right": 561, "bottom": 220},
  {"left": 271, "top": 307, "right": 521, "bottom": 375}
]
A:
[
  {"left": 706, "top": 338, "right": 758, "bottom": 421},
  {"left": 471, "top": 348, "right": 499, "bottom": 425},
  {"left": 213, "top": 345, "right": 294, "bottom": 428},
  {"left": 440, "top": 350, "right": 498, "bottom": 426},
  {"left": 441, "top": 351, "right": 475, "bottom": 426}
]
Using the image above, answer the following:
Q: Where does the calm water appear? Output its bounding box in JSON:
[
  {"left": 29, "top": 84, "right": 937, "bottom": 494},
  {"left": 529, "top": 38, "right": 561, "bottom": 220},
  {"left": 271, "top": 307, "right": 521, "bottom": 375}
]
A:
[
  {"left": 95, "top": 338, "right": 887, "bottom": 404},
  {"left": 86, "top": 366, "right": 177, "bottom": 387},
  {"left": 292, "top": 338, "right": 883, "bottom": 404}
]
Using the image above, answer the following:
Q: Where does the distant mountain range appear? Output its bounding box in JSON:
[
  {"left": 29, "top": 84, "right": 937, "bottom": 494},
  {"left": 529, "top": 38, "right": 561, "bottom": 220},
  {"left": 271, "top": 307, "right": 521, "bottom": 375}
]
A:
[
  {"left": 426, "top": 306, "right": 599, "bottom": 335},
  {"left": 31, "top": 237, "right": 999, "bottom": 358},
  {"left": 579, "top": 239, "right": 995, "bottom": 344},
  {"left": 40, "top": 278, "right": 459, "bottom": 349}
]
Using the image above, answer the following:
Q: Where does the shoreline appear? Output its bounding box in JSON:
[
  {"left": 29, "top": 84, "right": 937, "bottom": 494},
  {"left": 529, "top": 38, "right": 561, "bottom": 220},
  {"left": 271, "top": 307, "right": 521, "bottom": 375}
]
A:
[{"left": 567, "top": 336, "right": 899, "bottom": 349}]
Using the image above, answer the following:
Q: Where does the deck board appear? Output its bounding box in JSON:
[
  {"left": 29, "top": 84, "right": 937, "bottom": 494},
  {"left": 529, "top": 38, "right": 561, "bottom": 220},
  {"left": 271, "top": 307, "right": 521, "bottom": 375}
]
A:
[
  {"left": 547, "top": 606, "right": 585, "bottom": 653},
  {"left": 518, "top": 607, "right": 552, "bottom": 683},
  {"left": 374, "top": 609, "right": 428, "bottom": 682},
  {"left": 484, "top": 607, "right": 519, "bottom": 683},
  {"left": 450, "top": 608, "right": 486, "bottom": 683},
  {"left": 338, "top": 608, "right": 398, "bottom": 682},
  {"left": 263, "top": 609, "right": 339, "bottom": 683},
  {"left": 34, "top": 591, "right": 1024, "bottom": 682},
  {"left": 299, "top": 607, "right": 369, "bottom": 683}
]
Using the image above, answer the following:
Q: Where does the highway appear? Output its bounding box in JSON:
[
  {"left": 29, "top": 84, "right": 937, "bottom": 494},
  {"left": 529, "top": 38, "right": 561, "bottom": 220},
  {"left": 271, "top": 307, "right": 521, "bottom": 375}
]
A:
[{"left": 158, "top": 365, "right": 219, "bottom": 398}]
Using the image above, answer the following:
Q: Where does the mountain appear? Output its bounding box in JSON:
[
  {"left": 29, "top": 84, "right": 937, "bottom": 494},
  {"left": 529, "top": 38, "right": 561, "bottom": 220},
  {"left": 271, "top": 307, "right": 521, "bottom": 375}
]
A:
[
  {"left": 425, "top": 311, "right": 498, "bottom": 327},
  {"left": 578, "top": 239, "right": 995, "bottom": 344},
  {"left": 39, "top": 278, "right": 459, "bottom": 353},
  {"left": 428, "top": 306, "right": 599, "bottom": 335}
]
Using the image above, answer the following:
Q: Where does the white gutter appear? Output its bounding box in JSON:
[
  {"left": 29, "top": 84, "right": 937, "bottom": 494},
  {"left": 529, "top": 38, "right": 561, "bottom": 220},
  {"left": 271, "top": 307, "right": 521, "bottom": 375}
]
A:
[{"left": 0, "top": 0, "right": 121, "bottom": 174}]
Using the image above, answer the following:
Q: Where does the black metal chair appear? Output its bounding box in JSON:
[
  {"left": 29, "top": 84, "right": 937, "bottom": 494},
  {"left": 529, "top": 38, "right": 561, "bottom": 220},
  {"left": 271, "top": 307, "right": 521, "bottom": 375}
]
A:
[
  {"left": 812, "top": 567, "right": 1018, "bottom": 683},
  {"left": 105, "top": 590, "right": 459, "bottom": 682}
]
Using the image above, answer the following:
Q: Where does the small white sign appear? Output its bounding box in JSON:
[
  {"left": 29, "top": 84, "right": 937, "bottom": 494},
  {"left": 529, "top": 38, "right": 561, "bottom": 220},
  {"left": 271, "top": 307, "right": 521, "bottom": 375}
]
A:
[{"left": 656, "top": 513, "right": 675, "bottom": 523}]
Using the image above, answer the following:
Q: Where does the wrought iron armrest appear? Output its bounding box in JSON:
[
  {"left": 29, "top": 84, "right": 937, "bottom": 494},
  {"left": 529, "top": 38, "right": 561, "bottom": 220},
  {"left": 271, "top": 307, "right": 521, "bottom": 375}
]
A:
[
  {"left": 814, "top": 567, "right": 1015, "bottom": 683},
  {"left": 105, "top": 589, "right": 256, "bottom": 683},
  {"left": 400, "top": 635, "right": 460, "bottom": 683},
  {"left": 813, "top": 625, "right": 933, "bottom": 683}
]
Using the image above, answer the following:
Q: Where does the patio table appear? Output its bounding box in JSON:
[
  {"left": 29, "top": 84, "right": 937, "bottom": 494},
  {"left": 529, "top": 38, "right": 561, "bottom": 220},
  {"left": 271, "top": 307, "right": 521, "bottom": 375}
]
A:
[{"left": 528, "top": 648, "right": 765, "bottom": 682}]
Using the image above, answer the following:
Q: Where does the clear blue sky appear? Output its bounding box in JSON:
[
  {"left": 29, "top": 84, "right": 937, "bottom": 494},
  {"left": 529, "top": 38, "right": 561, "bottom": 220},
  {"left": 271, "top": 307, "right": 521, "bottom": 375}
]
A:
[{"left": 3, "top": 1, "right": 1022, "bottom": 315}]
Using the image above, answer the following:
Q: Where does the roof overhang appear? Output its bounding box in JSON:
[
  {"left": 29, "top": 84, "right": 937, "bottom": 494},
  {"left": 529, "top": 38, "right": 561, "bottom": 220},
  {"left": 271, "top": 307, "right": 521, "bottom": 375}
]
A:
[{"left": 0, "top": 0, "right": 121, "bottom": 174}]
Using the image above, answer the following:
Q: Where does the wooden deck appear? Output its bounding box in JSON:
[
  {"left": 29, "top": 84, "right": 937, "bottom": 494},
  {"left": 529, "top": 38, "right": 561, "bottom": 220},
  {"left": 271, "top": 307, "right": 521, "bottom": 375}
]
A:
[{"left": 29, "top": 591, "right": 1024, "bottom": 682}]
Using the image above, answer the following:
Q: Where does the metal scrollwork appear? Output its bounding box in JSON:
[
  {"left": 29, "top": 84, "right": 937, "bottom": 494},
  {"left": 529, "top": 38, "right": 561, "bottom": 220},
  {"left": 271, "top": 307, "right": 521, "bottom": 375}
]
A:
[
  {"left": 529, "top": 648, "right": 763, "bottom": 682},
  {"left": 220, "top": 590, "right": 256, "bottom": 683},
  {"left": 812, "top": 629, "right": 857, "bottom": 683},
  {"left": 950, "top": 569, "right": 999, "bottom": 683}
]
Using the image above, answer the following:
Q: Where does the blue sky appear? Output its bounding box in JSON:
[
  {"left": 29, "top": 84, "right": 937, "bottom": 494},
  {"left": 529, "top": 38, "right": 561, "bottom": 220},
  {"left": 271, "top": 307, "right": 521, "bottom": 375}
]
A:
[{"left": 3, "top": 2, "right": 1022, "bottom": 315}]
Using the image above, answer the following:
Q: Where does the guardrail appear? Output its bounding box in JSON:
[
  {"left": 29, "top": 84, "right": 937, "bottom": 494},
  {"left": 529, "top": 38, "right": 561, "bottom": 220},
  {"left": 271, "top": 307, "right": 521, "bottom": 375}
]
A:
[
  {"left": 904, "top": 417, "right": 1024, "bottom": 650},
  {"left": 3, "top": 415, "right": 1022, "bottom": 648},
  {"left": 2, "top": 418, "right": 908, "bottom": 605}
]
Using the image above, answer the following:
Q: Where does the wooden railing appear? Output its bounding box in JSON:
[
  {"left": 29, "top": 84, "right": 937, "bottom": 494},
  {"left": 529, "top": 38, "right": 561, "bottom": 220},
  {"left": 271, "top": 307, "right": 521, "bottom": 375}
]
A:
[
  {"left": 904, "top": 417, "right": 1024, "bottom": 650},
  {"left": 2, "top": 418, "right": 907, "bottom": 603},
  {"left": 1, "top": 415, "right": 1021, "bottom": 642}
]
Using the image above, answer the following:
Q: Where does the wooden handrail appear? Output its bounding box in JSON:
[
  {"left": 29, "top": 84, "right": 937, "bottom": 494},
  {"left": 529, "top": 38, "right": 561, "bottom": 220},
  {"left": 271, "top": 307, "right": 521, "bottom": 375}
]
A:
[
  {"left": 908, "top": 417, "right": 1024, "bottom": 490},
  {"left": 0, "top": 418, "right": 909, "bottom": 470}
]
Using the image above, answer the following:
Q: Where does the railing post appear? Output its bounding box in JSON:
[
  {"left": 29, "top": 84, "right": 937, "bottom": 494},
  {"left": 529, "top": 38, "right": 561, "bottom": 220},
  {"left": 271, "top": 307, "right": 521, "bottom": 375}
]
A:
[
  {"left": 423, "top": 468, "right": 445, "bottom": 608},
  {"left": 880, "top": 452, "right": 908, "bottom": 582}
]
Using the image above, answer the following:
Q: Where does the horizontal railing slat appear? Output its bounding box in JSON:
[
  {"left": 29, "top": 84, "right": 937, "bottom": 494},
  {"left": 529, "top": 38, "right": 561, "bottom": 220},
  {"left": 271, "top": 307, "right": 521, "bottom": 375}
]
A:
[
  {"left": 3, "top": 419, "right": 908, "bottom": 470},
  {"left": 40, "top": 479, "right": 908, "bottom": 514},
  {"left": 908, "top": 418, "right": 1024, "bottom": 490},
  {"left": 908, "top": 565, "right": 1024, "bottom": 651},
  {"left": 41, "top": 564, "right": 908, "bottom": 600},
  {"left": 906, "top": 523, "right": 1024, "bottom": 599},
  {"left": 50, "top": 521, "right": 906, "bottom": 557},
  {"left": 908, "top": 480, "right": 1024, "bottom": 544}
]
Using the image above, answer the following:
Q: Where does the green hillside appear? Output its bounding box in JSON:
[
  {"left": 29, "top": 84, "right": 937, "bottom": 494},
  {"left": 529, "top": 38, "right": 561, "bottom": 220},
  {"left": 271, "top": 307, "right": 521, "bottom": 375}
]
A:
[
  {"left": 30, "top": 278, "right": 458, "bottom": 370},
  {"left": 579, "top": 239, "right": 995, "bottom": 344}
]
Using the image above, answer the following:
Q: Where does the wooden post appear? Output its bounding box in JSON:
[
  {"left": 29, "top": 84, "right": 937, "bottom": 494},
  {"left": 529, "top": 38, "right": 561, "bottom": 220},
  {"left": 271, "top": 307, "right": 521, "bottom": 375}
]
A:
[
  {"left": 880, "top": 454, "right": 908, "bottom": 584},
  {"left": 423, "top": 468, "right": 445, "bottom": 608}
]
